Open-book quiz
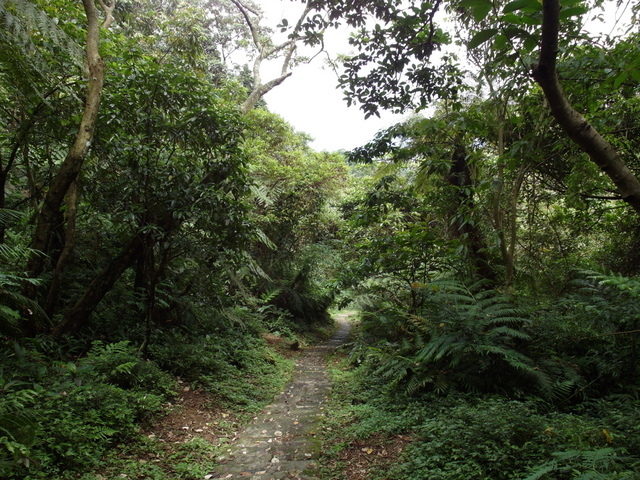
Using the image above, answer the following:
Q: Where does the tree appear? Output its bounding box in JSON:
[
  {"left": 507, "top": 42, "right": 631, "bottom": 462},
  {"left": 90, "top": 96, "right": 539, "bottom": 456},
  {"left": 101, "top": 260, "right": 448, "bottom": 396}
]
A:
[
  {"left": 231, "top": 0, "right": 315, "bottom": 113},
  {"left": 0, "top": 0, "right": 116, "bottom": 334},
  {"left": 531, "top": 0, "right": 640, "bottom": 214},
  {"left": 51, "top": 47, "right": 250, "bottom": 337},
  {"left": 349, "top": 110, "right": 500, "bottom": 281},
  {"left": 243, "top": 108, "right": 347, "bottom": 324},
  {"left": 309, "top": 0, "right": 640, "bottom": 215},
  {"left": 26, "top": 0, "right": 115, "bottom": 285}
]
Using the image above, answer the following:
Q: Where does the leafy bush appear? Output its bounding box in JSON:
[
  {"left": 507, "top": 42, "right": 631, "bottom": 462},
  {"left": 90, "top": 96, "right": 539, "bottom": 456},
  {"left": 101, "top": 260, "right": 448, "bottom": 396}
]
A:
[
  {"left": 0, "top": 380, "right": 39, "bottom": 475},
  {"left": 148, "top": 310, "right": 294, "bottom": 412},
  {"left": 322, "top": 366, "right": 640, "bottom": 480},
  {"left": 381, "top": 396, "right": 639, "bottom": 480},
  {"left": 352, "top": 279, "right": 552, "bottom": 397},
  {"left": 0, "top": 340, "right": 176, "bottom": 479},
  {"left": 524, "top": 270, "right": 640, "bottom": 402}
]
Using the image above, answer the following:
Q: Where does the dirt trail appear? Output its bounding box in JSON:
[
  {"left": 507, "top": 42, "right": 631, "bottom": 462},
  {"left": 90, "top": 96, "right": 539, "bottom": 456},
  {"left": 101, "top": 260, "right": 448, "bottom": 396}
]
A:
[{"left": 207, "top": 314, "right": 352, "bottom": 480}]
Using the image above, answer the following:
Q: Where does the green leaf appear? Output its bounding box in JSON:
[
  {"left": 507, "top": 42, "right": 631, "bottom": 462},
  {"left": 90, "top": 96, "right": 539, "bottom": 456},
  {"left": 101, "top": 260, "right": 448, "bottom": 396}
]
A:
[
  {"left": 523, "top": 36, "right": 538, "bottom": 52},
  {"left": 503, "top": 26, "right": 532, "bottom": 39},
  {"left": 503, "top": 12, "right": 542, "bottom": 25},
  {"left": 458, "top": 0, "right": 494, "bottom": 21},
  {"left": 472, "top": 3, "right": 492, "bottom": 22},
  {"left": 459, "top": 0, "right": 491, "bottom": 7},
  {"left": 613, "top": 71, "right": 627, "bottom": 89},
  {"left": 503, "top": 0, "right": 542, "bottom": 13},
  {"left": 559, "top": 5, "right": 589, "bottom": 18},
  {"left": 468, "top": 28, "right": 499, "bottom": 49},
  {"left": 493, "top": 34, "right": 508, "bottom": 50}
]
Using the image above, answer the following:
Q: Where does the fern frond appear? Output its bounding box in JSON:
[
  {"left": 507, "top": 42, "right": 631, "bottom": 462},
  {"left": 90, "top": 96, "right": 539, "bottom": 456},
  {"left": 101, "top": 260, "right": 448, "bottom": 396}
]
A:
[
  {"left": 88, "top": 340, "right": 132, "bottom": 358},
  {"left": 485, "top": 326, "right": 532, "bottom": 341},
  {"left": 0, "top": 0, "right": 84, "bottom": 101},
  {"left": 249, "top": 184, "right": 273, "bottom": 207},
  {"left": 523, "top": 461, "right": 559, "bottom": 480},
  {"left": 406, "top": 371, "right": 435, "bottom": 394},
  {"left": 252, "top": 227, "right": 276, "bottom": 250},
  {"left": 0, "top": 208, "right": 23, "bottom": 226},
  {"left": 415, "top": 333, "right": 461, "bottom": 363},
  {"left": 0, "top": 411, "right": 38, "bottom": 446}
]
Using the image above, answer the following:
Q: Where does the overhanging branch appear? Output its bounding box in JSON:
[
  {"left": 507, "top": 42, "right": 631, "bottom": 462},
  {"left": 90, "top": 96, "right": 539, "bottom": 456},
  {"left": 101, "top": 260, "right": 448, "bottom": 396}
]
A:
[{"left": 531, "top": 0, "right": 640, "bottom": 214}]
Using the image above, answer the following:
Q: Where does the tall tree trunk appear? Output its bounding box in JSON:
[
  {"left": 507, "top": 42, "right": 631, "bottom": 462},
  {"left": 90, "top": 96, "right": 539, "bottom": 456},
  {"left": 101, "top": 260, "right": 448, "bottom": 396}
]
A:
[
  {"left": 448, "top": 142, "right": 495, "bottom": 281},
  {"left": 21, "top": 1, "right": 115, "bottom": 335},
  {"left": 532, "top": 0, "right": 640, "bottom": 214},
  {"left": 26, "top": 0, "right": 114, "bottom": 281},
  {"left": 490, "top": 107, "right": 516, "bottom": 286},
  {"left": 44, "top": 180, "right": 77, "bottom": 317}
]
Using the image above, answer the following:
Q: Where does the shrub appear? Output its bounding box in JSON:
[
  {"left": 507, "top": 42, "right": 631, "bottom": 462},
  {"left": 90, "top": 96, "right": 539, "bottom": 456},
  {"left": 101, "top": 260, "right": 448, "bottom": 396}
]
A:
[{"left": 0, "top": 339, "right": 176, "bottom": 479}]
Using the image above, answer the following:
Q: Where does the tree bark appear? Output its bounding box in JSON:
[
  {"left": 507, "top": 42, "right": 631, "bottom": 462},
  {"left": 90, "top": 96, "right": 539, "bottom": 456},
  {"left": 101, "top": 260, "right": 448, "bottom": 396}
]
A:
[
  {"left": 532, "top": 0, "right": 640, "bottom": 214},
  {"left": 44, "top": 180, "right": 77, "bottom": 317},
  {"left": 27, "top": 0, "right": 114, "bottom": 280},
  {"left": 448, "top": 142, "right": 495, "bottom": 281},
  {"left": 232, "top": 0, "right": 312, "bottom": 114}
]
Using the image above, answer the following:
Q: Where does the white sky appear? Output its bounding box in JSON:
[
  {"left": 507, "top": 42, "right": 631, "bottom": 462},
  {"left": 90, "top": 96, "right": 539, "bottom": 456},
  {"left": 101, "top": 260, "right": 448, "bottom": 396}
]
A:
[{"left": 257, "top": 0, "right": 406, "bottom": 152}]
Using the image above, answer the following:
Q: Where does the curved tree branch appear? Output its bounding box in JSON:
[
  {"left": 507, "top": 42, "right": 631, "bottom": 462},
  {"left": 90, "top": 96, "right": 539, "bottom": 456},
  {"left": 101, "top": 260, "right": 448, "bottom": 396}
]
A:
[
  {"left": 23, "top": 1, "right": 115, "bottom": 333},
  {"left": 531, "top": 0, "right": 640, "bottom": 214},
  {"left": 237, "top": 1, "right": 315, "bottom": 114}
]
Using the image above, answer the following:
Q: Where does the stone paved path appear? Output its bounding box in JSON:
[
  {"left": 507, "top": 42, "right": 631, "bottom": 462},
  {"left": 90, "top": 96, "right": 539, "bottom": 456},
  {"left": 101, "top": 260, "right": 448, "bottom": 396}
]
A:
[{"left": 207, "top": 314, "right": 352, "bottom": 480}]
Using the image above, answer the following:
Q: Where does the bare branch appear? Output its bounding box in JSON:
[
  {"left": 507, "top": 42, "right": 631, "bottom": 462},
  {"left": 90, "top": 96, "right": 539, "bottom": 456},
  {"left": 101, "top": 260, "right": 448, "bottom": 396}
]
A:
[
  {"left": 98, "top": 0, "right": 116, "bottom": 29},
  {"left": 230, "top": 0, "right": 263, "bottom": 53},
  {"left": 232, "top": 0, "right": 307, "bottom": 112}
]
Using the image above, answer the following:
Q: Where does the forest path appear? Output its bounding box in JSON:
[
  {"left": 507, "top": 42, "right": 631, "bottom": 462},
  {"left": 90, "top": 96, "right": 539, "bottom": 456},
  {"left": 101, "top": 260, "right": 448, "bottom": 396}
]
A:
[{"left": 207, "top": 313, "right": 352, "bottom": 480}]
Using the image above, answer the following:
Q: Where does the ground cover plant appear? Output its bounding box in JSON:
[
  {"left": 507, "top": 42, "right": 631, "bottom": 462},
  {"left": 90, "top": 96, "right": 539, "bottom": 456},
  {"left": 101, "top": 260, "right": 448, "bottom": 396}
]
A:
[
  {"left": 320, "top": 348, "right": 640, "bottom": 480},
  {"left": 0, "top": 319, "right": 298, "bottom": 480},
  {"left": 318, "top": 273, "right": 640, "bottom": 479}
]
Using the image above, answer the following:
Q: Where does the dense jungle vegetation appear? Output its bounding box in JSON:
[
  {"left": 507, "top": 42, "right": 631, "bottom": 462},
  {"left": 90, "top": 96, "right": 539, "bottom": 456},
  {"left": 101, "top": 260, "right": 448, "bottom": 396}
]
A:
[{"left": 1, "top": 0, "right": 639, "bottom": 479}]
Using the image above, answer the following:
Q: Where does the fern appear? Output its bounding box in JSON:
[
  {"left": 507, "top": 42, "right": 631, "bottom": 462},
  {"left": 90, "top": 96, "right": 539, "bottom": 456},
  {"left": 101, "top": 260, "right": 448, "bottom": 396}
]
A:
[
  {"left": 524, "top": 448, "right": 638, "bottom": 480},
  {"left": 0, "top": 0, "right": 84, "bottom": 102},
  {"left": 0, "top": 380, "right": 39, "bottom": 471},
  {"left": 0, "top": 272, "right": 48, "bottom": 337},
  {"left": 355, "top": 278, "right": 550, "bottom": 396}
]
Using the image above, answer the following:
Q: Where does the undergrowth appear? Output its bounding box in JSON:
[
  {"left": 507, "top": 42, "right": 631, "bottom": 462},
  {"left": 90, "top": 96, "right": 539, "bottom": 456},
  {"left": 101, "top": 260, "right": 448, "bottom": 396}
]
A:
[
  {"left": 318, "top": 272, "right": 640, "bottom": 480},
  {"left": 0, "top": 307, "right": 299, "bottom": 480},
  {"left": 321, "top": 355, "right": 640, "bottom": 480}
]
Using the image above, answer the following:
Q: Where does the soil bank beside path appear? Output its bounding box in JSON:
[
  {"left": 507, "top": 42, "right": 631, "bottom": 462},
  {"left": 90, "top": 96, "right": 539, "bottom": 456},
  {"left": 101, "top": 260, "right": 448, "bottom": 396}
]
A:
[{"left": 206, "top": 313, "right": 353, "bottom": 480}]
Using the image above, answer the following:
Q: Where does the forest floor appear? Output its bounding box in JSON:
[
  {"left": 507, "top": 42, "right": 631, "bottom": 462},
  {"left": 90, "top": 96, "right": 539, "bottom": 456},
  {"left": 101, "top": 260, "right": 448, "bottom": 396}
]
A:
[{"left": 140, "top": 313, "right": 373, "bottom": 480}]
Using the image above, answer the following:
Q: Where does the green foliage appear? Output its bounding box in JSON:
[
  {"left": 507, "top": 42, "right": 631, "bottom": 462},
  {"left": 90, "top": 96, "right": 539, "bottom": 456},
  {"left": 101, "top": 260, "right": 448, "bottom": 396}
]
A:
[
  {"left": 352, "top": 278, "right": 546, "bottom": 397},
  {"left": 523, "top": 448, "right": 639, "bottom": 480},
  {"left": 383, "top": 397, "right": 639, "bottom": 480},
  {"left": 309, "top": 0, "right": 464, "bottom": 116},
  {"left": 91, "top": 434, "right": 222, "bottom": 480},
  {"left": 243, "top": 109, "right": 346, "bottom": 328},
  {"left": 349, "top": 268, "right": 640, "bottom": 407},
  {"left": 523, "top": 269, "right": 640, "bottom": 402},
  {"left": 0, "top": 0, "right": 84, "bottom": 101},
  {"left": 0, "top": 339, "right": 176, "bottom": 479},
  {"left": 0, "top": 379, "right": 39, "bottom": 474},
  {"left": 148, "top": 309, "right": 293, "bottom": 412},
  {"left": 0, "top": 210, "right": 48, "bottom": 337},
  {"left": 321, "top": 360, "right": 640, "bottom": 480}
]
